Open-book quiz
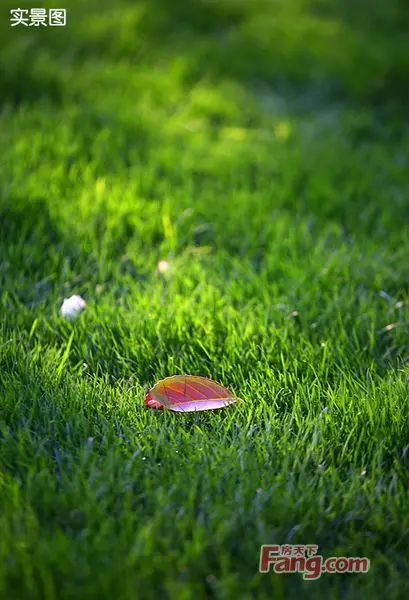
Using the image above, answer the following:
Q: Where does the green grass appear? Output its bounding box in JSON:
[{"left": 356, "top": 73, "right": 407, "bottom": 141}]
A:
[{"left": 1, "top": 1, "right": 409, "bottom": 598}]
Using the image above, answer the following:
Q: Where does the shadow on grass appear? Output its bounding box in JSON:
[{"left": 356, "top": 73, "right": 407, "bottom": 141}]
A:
[
  {"left": 1, "top": 0, "right": 409, "bottom": 116},
  {"left": 0, "top": 195, "right": 61, "bottom": 247},
  {"left": 0, "top": 195, "right": 82, "bottom": 304},
  {"left": 138, "top": 0, "right": 409, "bottom": 117}
]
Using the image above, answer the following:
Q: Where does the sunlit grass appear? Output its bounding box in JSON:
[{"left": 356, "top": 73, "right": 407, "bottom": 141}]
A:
[{"left": 1, "top": 1, "right": 409, "bottom": 599}]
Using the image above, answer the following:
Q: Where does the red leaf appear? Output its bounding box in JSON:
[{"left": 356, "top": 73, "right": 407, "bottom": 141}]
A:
[{"left": 145, "top": 375, "right": 237, "bottom": 412}]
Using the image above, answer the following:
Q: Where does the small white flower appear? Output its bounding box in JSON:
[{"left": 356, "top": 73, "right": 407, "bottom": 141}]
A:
[
  {"left": 60, "top": 295, "right": 86, "bottom": 319},
  {"left": 157, "top": 260, "right": 170, "bottom": 274}
]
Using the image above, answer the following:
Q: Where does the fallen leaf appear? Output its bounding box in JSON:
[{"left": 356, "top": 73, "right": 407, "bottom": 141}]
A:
[{"left": 145, "top": 375, "right": 238, "bottom": 412}]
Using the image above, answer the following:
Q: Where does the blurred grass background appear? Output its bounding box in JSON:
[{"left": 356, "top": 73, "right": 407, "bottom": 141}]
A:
[{"left": 1, "top": 0, "right": 409, "bottom": 110}]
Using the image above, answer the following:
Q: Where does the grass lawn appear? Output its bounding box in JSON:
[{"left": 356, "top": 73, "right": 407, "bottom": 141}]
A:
[{"left": 1, "top": 1, "right": 409, "bottom": 598}]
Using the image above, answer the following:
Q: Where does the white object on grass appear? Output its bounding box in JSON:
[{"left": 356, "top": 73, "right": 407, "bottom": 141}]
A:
[
  {"left": 157, "top": 260, "right": 170, "bottom": 273},
  {"left": 60, "top": 295, "right": 86, "bottom": 318}
]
